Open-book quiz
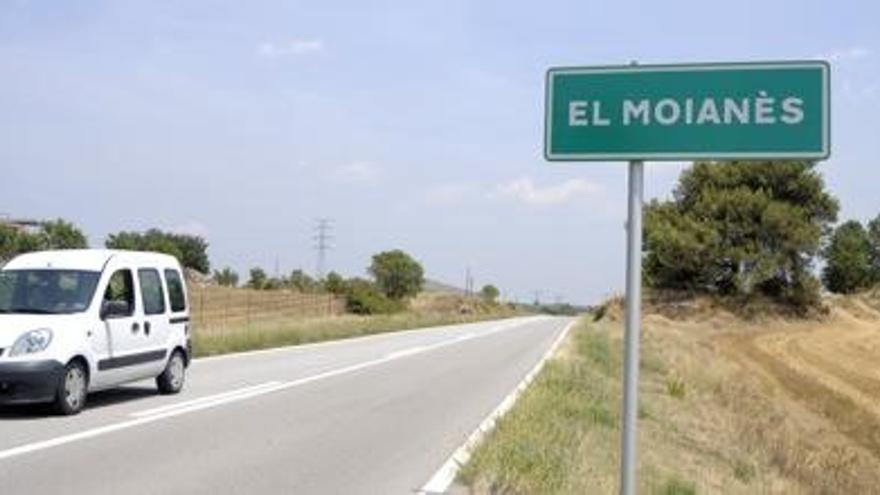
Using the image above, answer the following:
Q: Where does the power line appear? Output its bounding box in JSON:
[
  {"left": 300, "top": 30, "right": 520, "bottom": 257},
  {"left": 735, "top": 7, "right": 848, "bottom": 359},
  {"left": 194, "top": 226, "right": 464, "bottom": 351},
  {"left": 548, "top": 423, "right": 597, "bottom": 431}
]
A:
[{"left": 313, "top": 218, "right": 333, "bottom": 279}]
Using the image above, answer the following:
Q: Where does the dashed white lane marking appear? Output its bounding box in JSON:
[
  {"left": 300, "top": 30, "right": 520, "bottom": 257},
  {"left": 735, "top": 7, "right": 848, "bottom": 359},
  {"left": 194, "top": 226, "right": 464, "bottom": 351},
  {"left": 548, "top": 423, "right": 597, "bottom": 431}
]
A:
[
  {"left": 385, "top": 345, "right": 428, "bottom": 360},
  {"left": 130, "top": 381, "right": 283, "bottom": 418}
]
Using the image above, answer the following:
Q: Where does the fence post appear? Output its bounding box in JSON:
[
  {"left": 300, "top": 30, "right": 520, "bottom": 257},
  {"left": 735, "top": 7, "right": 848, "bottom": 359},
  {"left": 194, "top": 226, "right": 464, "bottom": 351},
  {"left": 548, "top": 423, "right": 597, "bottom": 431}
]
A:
[{"left": 246, "top": 291, "right": 252, "bottom": 327}]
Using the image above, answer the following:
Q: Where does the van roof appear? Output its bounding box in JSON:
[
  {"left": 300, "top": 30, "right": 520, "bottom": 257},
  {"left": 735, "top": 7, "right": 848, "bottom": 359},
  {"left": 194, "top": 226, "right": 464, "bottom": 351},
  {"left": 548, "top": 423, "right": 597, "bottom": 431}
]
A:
[{"left": 2, "top": 249, "right": 181, "bottom": 272}]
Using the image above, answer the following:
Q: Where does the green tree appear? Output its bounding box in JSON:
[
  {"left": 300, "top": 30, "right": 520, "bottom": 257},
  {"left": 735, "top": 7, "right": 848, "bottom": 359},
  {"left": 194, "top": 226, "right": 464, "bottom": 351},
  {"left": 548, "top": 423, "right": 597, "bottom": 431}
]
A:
[
  {"left": 0, "top": 224, "right": 26, "bottom": 261},
  {"left": 323, "top": 271, "right": 346, "bottom": 295},
  {"left": 105, "top": 229, "right": 210, "bottom": 273},
  {"left": 213, "top": 267, "right": 239, "bottom": 287},
  {"left": 40, "top": 219, "right": 88, "bottom": 250},
  {"left": 0, "top": 219, "right": 88, "bottom": 261},
  {"left": 480, "top": 284, "right": 500, "bottom": 303},
  {"left": 868, "top": 214, "right": 880, "bottom": 283},
  {"left": 169, "top": 233, "right": 210, "bottom": 274},
  {"left": 247, "top": 267, "right": 268, "bottom": 290},
  {"left": 644, "top": 161, "right": 838, "bottom": 308},
  {"left": 823, "top": 221, "right": 874, "bottom": 293},
  {"left": 288, "top": 269, "right": 318, "bottom": 292},
  {"left": 368, "top": 249, "right": 425, "bottom": 300}
]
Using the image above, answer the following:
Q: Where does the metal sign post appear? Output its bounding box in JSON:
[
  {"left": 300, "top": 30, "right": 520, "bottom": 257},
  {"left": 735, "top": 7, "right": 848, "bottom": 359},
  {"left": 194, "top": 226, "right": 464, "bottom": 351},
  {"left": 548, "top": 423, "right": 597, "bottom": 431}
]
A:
[{"left": 620, "top": 160, "right": 643, "bottom": 495}]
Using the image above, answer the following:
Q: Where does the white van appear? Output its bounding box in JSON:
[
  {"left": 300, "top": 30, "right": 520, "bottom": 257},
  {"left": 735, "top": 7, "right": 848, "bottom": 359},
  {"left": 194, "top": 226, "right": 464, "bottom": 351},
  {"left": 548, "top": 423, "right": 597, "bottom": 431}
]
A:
[{"left": 0, "top": 250, "right": 191, "bottom": 415}]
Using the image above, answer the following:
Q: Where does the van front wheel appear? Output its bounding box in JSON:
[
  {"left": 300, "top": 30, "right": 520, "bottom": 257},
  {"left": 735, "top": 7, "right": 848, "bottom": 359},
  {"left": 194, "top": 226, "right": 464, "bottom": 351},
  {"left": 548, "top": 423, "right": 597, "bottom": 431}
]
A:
[
  {"left": 157, "top": 350, "right": 186, "bottom": 395},
  {"left": 54, "top": 360, "right": 88, "bottom": 415}
]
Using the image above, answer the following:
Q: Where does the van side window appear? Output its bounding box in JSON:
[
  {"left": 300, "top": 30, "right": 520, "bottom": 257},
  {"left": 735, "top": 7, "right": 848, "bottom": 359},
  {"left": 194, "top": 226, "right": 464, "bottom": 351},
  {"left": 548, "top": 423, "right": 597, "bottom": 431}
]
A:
[
  {"left": 138, "top": 269, "right": 166, "bottom": 315},
  {"left": 164, "top": 269, "right": 187, "bottom": 313},
  {"left": 103, "top": 270, "right": 135, "bottom": 316}
]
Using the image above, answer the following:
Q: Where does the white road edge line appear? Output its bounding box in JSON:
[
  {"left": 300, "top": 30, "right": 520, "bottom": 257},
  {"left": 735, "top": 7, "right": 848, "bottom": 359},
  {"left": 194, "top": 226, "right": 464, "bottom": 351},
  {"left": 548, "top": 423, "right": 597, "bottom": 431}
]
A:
[
  {"left": 418, "top": 319, "right": 576, "bottom": 494},
  {"left": 0, "top": 317, "right": 544, "bottom": 463}
]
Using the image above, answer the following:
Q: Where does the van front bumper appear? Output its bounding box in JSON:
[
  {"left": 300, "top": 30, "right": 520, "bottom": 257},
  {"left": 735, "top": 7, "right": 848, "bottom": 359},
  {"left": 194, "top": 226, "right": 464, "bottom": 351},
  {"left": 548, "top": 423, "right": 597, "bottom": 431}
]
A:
[{"left": 0, "top": 360, "right": 65, "bottom": 405}]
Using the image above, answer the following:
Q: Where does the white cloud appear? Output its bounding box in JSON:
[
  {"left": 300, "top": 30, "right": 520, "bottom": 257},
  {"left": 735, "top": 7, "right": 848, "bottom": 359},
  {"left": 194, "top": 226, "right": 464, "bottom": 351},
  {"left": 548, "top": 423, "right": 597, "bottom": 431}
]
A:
[
  {"left": 816, "top": 46, "right": 871, "bottom": 62},
  {"left": 327, "top": 161, "right": 383, "bottom": 186},
  {"left": 257, "top": 39, "right": 324, "bottom": 58},
  {"left": 489, "top": 177, "right": 602, "bottom": 206}
]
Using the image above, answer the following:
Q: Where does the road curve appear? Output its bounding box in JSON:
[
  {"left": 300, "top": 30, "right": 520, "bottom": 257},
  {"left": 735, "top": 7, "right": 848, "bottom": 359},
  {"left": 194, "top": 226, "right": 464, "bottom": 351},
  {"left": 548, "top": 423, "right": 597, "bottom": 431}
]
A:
[{"left": 0, "top": 316, "right": 571, "bottom": 494}]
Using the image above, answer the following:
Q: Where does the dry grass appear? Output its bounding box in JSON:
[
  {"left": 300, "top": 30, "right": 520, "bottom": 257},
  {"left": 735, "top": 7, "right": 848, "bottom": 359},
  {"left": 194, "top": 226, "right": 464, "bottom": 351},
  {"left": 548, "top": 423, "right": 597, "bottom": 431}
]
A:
[
  {"left": 192, "top": 291, "right": 521, "bottom": 357},
  {"left": 188, "top": 286, "right": 345, "bottom": 333},
  {"left": 461, "top": 293, "right": 880, "bottom": 494}
]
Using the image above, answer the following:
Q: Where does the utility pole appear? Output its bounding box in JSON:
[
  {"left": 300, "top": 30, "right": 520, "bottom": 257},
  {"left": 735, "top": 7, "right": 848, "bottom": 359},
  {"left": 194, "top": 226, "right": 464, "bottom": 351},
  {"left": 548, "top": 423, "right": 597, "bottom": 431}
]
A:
[
  {"left": 313, "top": 218, "right": 333, "bottom": 279},
  {"left": 465, "top": 266, "right": 474, "bottom": 297}
]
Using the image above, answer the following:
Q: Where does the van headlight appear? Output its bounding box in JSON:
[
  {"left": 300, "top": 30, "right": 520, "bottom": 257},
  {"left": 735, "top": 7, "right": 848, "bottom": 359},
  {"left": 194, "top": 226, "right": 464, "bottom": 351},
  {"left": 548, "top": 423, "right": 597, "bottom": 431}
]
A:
[{"left": 9, "top": 328, "right": 53, "bottom": 356}]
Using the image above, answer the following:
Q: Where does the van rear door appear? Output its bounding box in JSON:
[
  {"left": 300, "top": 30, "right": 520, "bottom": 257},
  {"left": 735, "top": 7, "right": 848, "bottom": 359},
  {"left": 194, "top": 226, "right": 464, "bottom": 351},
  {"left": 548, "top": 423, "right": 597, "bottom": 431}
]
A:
[{"left": 163, "top": 267, "right": 189, "bottom": 352}]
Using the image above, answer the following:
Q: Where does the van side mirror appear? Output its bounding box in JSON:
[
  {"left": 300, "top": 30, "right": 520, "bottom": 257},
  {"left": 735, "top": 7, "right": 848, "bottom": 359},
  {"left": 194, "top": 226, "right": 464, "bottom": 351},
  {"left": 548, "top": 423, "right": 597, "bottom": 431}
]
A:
[{"left": 101, "top": 300, "right": 131, "bottom": 320}]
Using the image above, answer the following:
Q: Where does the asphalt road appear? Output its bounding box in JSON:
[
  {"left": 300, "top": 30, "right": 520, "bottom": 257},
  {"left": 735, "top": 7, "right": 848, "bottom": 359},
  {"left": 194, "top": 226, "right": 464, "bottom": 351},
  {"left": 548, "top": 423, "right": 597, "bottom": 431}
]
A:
[{"left": 0, "top": 316, "right": 571, "bottom": 494}]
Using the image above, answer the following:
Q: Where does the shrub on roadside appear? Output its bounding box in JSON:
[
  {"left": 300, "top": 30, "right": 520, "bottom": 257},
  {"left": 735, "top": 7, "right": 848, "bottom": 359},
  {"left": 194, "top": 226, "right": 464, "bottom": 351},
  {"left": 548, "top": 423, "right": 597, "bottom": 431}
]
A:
[{"left": 344, "top": 278, "right": 404, "bottom": 315}]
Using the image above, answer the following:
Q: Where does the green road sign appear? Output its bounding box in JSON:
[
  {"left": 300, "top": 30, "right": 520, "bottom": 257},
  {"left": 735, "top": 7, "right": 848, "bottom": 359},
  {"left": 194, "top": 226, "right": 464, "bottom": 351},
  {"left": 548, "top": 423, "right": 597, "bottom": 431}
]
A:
[{"left": 544, "top": 61, "right": 830, "bottom": 161}]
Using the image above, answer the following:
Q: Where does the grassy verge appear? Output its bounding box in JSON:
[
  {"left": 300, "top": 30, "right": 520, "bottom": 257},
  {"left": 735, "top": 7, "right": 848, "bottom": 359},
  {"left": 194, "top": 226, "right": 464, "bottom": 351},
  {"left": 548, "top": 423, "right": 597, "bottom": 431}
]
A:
[
  {"left": 458, "top": 316, "right": 785, "bottom": 494},
  {"left": 192, "top": 310, "right": 519, "bottom": 358},
  {"left": 458, "top": 318, "right": 625, "bottom": 493}
]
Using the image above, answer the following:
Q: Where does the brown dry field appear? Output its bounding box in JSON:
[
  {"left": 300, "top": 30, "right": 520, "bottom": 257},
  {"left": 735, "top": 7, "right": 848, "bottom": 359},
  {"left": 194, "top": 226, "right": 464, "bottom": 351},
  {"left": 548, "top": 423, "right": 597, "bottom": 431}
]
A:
[
  {"left": 188, "top": 285, "right": 346, "bottom": 334},
  {"left": 625, "top": 291, "right": 880, "bottom": 493}
]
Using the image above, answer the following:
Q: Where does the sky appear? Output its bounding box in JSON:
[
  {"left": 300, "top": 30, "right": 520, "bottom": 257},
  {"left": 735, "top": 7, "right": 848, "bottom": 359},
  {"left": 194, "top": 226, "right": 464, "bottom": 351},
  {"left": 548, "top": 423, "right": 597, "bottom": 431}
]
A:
[{"left": 1, "top": 0, "right": 879, "bottom": 305}]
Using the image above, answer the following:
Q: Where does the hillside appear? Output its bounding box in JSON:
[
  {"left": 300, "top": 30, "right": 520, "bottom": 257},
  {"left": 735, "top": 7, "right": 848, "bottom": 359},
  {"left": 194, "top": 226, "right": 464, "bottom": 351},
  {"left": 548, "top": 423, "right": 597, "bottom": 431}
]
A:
[{"left": 461, "top": 292, "right": 880, "bottom": 493}]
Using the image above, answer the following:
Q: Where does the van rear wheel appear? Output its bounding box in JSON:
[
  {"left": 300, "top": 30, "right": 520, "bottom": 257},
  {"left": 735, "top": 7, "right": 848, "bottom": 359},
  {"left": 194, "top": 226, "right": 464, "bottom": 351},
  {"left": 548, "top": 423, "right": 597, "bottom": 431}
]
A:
[
  {"left": 54, "top": 360, "right": 88, "bottom": 416},
  {"left": 157, "top": 350, "right": 186, "bottom": 395}
]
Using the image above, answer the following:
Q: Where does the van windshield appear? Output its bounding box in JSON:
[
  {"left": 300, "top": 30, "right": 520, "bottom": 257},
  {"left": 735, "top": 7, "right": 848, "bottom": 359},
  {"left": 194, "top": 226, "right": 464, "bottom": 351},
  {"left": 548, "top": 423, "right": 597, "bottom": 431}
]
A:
[{"left": 0, "top": 269, "right": 101, "bottom": 315}]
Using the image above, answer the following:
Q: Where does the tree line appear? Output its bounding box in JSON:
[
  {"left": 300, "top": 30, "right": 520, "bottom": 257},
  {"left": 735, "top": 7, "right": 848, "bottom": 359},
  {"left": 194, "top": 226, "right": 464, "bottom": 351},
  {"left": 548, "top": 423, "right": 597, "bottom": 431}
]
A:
[
  {"left": 5, "top": 158, "right": 875, "bottom": 315},
  {"left": 0, "top": 224, "right": 210, "bottom": 272},
  {"left": 0, "top": 225, "right": 504, "bottom": 314}
]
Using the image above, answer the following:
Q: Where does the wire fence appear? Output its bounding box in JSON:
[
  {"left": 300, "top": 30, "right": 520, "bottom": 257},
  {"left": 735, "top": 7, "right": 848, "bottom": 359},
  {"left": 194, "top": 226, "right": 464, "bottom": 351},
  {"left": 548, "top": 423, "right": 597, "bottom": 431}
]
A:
[{"left": 189, "top": 285, "right": 346, "bottom": 334}]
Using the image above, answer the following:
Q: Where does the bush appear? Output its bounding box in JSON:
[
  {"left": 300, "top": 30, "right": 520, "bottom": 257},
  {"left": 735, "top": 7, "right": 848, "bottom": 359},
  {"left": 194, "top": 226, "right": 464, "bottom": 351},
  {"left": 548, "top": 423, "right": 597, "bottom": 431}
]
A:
[
  {"left": 288, "top": 269, "right": 318, "bottom": 292},
  {"left": 247, "top": 267, "right": 268, "bottom": 289},
  {"left": 480, "top": 284, "right": 500, "bottom": 303},
  {"left": 323, "top": 271, "right": 346, "bottom": 295},
  {"left": 344, "top": 278, "right": 403, "bottom": 315},
  {"left": 213, "top": 267, "right": 239, "bottom": 287}
]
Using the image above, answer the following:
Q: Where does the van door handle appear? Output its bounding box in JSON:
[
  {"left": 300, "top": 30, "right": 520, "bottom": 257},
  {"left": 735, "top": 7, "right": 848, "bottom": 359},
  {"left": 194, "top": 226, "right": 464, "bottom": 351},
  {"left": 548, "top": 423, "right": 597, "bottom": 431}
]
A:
[
  {"left": 144, "top": 321, "right": 151, "bottom": 336},
  {"left": 131, "top": 322, "right": 140, "bottom": 333}
]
